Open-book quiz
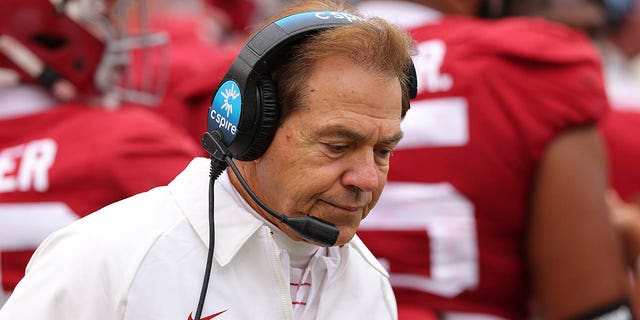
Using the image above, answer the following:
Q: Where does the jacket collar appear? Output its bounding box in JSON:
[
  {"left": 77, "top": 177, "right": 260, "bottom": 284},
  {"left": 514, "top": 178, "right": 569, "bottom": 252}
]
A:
[
  {"left": 168, "top": 157, "right": 263, "bottom": 266},
  {"left": 169, "top": 158, "right": 388, "bottom": 277}
]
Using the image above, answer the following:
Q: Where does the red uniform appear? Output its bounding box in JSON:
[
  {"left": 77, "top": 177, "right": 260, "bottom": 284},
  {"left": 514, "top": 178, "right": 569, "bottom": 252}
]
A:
[
  {"left": 0, "top": 104, "right": 201, "bottom": 296},
  {"left": 600, "top": 110, "right": 640, "bottom": 202},
  {"left": 358, "top": 16, "right": 609, "bottom": 319}
]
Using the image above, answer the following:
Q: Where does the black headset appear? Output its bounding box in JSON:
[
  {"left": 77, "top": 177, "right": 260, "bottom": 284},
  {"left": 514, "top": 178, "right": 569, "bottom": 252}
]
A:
[{"left": 204, "top": 10, "right": 418, "bottom": 162}]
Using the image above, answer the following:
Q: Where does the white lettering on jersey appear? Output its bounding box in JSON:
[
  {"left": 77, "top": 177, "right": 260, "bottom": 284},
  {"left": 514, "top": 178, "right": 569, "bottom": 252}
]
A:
[
  {"left": 0, "top": 201, "right": 78, "bottom": 298},
  {"left": 0, "top": 202, "right": 77, "bottom": 251},
  {"left": 414, "top": 40, "right": 453, "bottom": 94},
  {"left": 398, "top": 97, "right": 469, "bottom": 149},
  {"left": 360, "top": 182, "right": 478, "bottom": 297},
  {"left": 0, "top": 139, "right": 57, "bottom": 193}
]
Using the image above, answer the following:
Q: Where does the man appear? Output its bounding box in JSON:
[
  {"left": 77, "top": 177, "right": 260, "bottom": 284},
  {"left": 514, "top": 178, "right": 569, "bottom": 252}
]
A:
[
  {"left": 601, "top": 109, "right": 640, "bottom": 314},
  {"left": 0, "top": 0, "right": 416, "bottom": 319},
  {"left": 356, "top": 0, "right": 632, "bottom": 319},
  {"left": 524, "top": 0, "right": 640, "bottom": 314},
  {"left": 505, "top": 0, "right": 640, "bottom": 312},
  {"left": 0, "top": 0, "right": 201, "bottom": 307}
]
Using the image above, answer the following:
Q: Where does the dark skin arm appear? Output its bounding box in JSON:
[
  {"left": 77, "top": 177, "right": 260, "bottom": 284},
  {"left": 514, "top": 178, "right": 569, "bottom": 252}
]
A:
[
  {"left": 609, "top": 191, "right": 640, "bottom": 270},
  {"left": 608, "top": 191, "right": 640, "bottom": 317},
  {"left": 527, "top": 126, "right": 631, "bottom": 319}
]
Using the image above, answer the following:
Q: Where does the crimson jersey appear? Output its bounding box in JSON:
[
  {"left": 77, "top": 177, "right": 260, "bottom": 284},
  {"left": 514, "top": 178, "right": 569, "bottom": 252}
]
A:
[
  {"left": 600, "top": 110, "right": 640, "bottom": 202},
  {"left": 358, "top": 16, "right": 609, "bottom": 319},
  {"left": 0, "top": 104, "right": 201, "bottom": 295}
]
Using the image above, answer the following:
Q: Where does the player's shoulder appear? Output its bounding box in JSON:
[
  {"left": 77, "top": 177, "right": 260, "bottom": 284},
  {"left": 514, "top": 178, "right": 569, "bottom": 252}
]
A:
[
  {"left": 53, "top": 103, "right": 200, "bottom": 150},
  {"left": 53, "top": 102, "right": 160, "bottom": 120},
  {"left": 60, "top": 103, "right": 185, "bottom": 133},
  {"left": 413, "top": 15, "right": 599, "bottom": 64},
  {"left": 484, "top": 17, "right": 598, "bottom": 63}
]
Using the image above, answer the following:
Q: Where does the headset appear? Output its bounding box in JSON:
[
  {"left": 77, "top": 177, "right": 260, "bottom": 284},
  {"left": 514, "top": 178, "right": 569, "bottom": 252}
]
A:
[
  {"left": 204, "top": 10, "right": 417, "bottom": 161},
  {"left": 196, "top": 10, "right": 417, "bottom": 320}
]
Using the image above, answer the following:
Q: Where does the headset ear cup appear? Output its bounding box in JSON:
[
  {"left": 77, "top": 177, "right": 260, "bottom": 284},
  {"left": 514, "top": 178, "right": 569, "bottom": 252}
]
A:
[
  {"left": 237, "top": 76, "right": 280, "bottom": 161},
  {"left": 406, "top": 59, "right": 418, "bottom": 99}
]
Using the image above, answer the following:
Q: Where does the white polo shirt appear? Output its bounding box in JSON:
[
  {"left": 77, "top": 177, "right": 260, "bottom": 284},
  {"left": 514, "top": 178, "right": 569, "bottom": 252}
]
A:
[{"left": 0, "top": 157, "right": 397, "bottom": 320}]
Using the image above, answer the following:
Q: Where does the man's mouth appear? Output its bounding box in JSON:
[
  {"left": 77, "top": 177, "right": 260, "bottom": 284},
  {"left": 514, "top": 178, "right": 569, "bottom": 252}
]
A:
[{"left": 320, "top": 199, "right": 363, "bottom": 212}]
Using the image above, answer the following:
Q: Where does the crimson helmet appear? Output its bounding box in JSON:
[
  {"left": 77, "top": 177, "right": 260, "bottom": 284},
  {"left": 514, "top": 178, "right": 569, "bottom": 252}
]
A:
[{"left": 0, "top": 0, "right": 168, "bottom": 106}]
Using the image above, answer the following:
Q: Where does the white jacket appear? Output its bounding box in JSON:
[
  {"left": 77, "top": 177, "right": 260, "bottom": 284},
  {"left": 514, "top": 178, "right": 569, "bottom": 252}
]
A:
[{"left": 0, "top": 158, "right": 397, "bottom": 319}]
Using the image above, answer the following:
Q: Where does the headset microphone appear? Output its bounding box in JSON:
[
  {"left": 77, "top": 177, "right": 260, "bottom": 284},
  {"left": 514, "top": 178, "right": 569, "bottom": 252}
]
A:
[{"left": 202, "top": 131, "right": 340, "bottom": 247}]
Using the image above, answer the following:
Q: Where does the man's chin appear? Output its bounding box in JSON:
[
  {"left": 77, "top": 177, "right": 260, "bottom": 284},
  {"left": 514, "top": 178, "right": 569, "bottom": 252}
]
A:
[{"left": 334, "top": 227, "right": 357, "bottom": 246}]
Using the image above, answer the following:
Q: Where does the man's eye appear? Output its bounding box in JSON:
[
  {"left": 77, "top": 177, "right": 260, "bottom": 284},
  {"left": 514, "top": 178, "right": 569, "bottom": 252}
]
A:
[
  {"left": 376, "top": 147, "right": 395, "bottom": 159},
  {"left": 321, "top": 142, "right": 350, "bottom": 155},
  {"left": 327, "top": 144, "right": 348, "bottom": 152},
  {"left": 378, "top": 149, "right": 391, "bottom": 157}
]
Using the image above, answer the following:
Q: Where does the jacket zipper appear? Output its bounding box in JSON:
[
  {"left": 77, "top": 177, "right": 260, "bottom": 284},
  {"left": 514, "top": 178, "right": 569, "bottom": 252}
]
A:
[{"left": 264, "top": 227, "right": 294, "bottom": 320}]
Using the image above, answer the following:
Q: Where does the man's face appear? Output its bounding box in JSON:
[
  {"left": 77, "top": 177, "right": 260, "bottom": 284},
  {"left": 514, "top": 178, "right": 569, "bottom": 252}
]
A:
[{"left": 248, "top": 55, "right": 403, "bottom": 246}]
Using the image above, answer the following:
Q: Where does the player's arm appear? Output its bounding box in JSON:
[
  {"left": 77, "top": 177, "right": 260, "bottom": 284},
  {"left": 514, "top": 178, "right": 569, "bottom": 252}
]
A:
[
  {"left": 609, "top": 191, "right": 640, "bottom": 270},
  {"left": 527, "top": 125, "right": 633, "bottom": 319},
  {"left": 608, "top": 191, "right": 640, "bottom": 317}
]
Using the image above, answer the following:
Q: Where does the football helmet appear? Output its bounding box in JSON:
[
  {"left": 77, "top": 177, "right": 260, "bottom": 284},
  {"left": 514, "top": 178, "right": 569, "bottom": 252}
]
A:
[{"left": 0, "top": 0, "right": 168, "bottom": 106}]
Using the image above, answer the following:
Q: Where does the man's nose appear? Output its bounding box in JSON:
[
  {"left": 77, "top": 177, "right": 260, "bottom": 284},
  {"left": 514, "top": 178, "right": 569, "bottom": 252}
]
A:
[{"left": 341, "top": 150, "right": 379, "bottom": 192}]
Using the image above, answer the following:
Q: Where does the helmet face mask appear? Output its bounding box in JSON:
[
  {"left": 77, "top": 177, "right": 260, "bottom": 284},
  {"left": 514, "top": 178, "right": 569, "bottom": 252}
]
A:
[{"left": 0, "top": 0, "right": 168, "bottom": 107}]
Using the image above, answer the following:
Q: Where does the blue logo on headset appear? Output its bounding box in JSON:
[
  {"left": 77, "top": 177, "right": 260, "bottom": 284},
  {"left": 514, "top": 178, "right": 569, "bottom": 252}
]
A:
[
  {"left": 210, "top": 80, "right": 241, "bottom": 144},
  {"left": 275, "top": 11, "right": 365, "bottom": 33}
]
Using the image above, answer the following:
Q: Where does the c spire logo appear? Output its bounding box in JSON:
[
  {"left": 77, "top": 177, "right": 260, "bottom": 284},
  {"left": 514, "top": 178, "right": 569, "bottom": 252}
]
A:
[
  {"left": 274, "top": 11, "right": 365, "bottom": 31},
  {"left": 220, "top": 83, "right": 239, "bottom": 117},
  {"left": 210, "top": 80, "right": 242, "bottom": 144}
]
